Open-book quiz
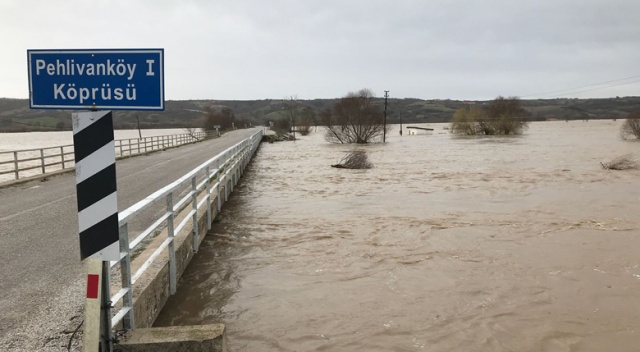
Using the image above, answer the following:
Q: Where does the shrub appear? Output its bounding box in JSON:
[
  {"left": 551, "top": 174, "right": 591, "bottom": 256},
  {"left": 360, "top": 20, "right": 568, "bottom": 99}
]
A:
[
  {"left": 451, "top": 106, "right": 486, "bottom": 135},
  {"left": 620, "top": 111, "right": 640, "bottom": 140},
  {"left": 451, "top": 96, "right": 529, "bottom": 135},
  {"left": 600, "top": 154, "right": 638, "bottom": 170}
]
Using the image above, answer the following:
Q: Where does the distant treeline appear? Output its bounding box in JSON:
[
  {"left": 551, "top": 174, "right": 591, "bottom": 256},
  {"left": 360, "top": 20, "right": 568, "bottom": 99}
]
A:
[{"left": 2, "top": 96, "right": 640, "bottom": 132}]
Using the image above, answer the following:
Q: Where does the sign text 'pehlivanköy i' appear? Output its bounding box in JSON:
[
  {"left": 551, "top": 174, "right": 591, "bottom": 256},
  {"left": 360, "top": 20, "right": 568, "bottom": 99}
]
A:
[{"left": 28, "top": 49, "right": 164, "bottom": 111}]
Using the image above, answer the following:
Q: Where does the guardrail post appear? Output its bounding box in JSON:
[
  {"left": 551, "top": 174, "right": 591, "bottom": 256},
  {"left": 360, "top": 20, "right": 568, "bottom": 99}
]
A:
[
  {"left": 13, "top": 151, "right": 19, "bottom": 180},
  {"left": 241, "top": 144, "right": 246, "bottom": 174},
  {"left": 230, "top": 149, "right": 235, "bottom": 189},
  {"left": 40, "top": 149, "right": 45, "bottom": 174},
  {"left": 60, "top": 146, "right": 66, "bottom": 169},
  {"left": 217, "top": 159, "right": 222, "bottom": 210},
  {"left": 225, "top": 152, "right": 230, "bottom": 202},
  {"left": 101, "top": 262, "right": 114, "bottom": 352},
  {"left": 191, "top": 176, "right": 199, "bottom": 252},
  {"left": 166, "top": 193, "right": 177, "bottom": 295},
  {"left": 118, "top": 223, "right": 135, "bottom": 329},
  {"left": 232, "top": 147, "right": 238, "bottom": 189},
  {"left": 205, "top": 166, "right": 212, "bottom": 230},
  {"left": 240, "top": 145, "right": 245, "bottom": 175}
]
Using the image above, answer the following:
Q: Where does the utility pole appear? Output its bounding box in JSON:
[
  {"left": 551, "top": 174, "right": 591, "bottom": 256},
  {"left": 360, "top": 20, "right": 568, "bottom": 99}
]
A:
[{"left": 383, "top": 90, "right": 389, "bottom": 143}]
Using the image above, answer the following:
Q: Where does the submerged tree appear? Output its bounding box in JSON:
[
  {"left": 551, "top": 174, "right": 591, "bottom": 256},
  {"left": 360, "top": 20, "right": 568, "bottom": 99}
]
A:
[
  {"left": 451, "top": 96, "right": 529, "bottom": 135},
  {"left": 620, "top": 110, "right": 640, "bottom": 140},
  {"left": 331, "top": 149, "right": 373, "bottom": 169},
  {"left": 297, "top": 106, "right": 316, "bottom": 136},
  {"left": 451, "top": 106, "right": 487, "bottom": 135},
  {"left": 601, "top": 153, "right": 638, "bottom": 170},
  {"left": 323, "top": 89, "right": 386, "bottom": 144}
]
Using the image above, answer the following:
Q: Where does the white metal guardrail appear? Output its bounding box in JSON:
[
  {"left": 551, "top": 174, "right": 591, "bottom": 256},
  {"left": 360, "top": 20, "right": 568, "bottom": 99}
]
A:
[
  {"left": 108, "top": 129, "right": 263, "bottom": 330},
  {"left": 0, "top": 131, "right": 217, "bottom": 182}
]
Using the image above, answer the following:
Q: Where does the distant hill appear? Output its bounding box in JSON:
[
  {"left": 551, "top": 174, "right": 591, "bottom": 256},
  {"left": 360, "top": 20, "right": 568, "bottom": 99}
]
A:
[{"left": 1, "top": 96, "right": 640, "bottom": 132}]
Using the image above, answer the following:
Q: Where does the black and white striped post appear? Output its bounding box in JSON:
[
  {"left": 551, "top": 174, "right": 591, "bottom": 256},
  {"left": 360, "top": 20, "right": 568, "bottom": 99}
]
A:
[
  {"left": 73, "top": 110, "right": 120, "bottom": 352},
  {"left": 73, "top": 110, "right": 119, "bottom": 260}
]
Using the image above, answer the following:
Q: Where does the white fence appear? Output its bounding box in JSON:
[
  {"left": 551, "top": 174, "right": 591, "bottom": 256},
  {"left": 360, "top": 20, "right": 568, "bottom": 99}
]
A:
[
  {"left": 108, "top": 129, "right": 263, "bottom": 329},
  {"left": 0, "top": 131, "right": 217, "bottom": 183}
]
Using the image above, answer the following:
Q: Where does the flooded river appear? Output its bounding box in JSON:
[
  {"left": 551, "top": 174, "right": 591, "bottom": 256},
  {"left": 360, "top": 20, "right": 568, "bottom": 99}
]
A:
[{"left": 155, "top": 120, "right": 640, "bottom": 351}]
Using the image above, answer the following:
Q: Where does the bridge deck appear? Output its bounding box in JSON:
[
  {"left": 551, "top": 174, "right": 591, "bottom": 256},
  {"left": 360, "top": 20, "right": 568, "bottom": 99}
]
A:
[{"left": 0, "top": 128, "right": 262, "bottom": 351}]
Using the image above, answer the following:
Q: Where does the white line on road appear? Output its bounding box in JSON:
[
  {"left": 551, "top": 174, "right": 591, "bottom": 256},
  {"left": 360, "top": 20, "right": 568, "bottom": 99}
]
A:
[{"left": 0, "top": 195, "right": 74, "bottom": 222}]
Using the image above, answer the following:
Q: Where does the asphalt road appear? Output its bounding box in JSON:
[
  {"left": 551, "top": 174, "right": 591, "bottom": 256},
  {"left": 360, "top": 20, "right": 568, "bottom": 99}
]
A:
[{"left": 0, "top": 128, "right": 262, "bottom": 349}]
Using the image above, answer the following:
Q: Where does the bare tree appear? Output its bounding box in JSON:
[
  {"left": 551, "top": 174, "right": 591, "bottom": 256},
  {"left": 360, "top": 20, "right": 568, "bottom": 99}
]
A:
[
  {"left": 620, "top": 110, "right": 640, "bottom": 140},
  {"left": 297, "top": 106, "right": 316, "bottom": 135},
  {"left": 323, "top": 89, "right": 385, "bottom": 144},
  {"left": 282, "top": 95, "right": 298, "bottom": 138}
]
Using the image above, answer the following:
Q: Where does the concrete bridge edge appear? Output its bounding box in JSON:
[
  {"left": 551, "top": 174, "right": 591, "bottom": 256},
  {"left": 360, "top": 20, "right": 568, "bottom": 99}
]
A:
[{"left": 115, "top": 141, "right": 262, "bottom": 352}]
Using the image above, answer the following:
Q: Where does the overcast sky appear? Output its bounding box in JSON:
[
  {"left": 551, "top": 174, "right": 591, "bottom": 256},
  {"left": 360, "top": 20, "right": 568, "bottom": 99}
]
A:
[{"left": 2, "top": 0, "right": 640, "bottom": 101}]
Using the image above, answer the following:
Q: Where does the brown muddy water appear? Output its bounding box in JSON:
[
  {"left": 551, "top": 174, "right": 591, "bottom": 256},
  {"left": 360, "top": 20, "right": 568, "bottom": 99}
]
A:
[{"left": 154, "top": 120, "right": 640, "bottom": 352}]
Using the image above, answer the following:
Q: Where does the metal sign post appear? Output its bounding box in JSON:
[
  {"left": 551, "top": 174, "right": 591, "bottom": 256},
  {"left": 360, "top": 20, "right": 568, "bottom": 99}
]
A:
[
  {"left": 73, "top": 111, "right": 119, "bottom": 351},
  {"left": 27, "top": 48, "right": 165, "bottom": 352}
]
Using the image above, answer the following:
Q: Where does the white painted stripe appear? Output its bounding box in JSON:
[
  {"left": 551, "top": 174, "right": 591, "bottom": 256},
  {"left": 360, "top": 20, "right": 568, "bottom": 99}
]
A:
[
  {"left": 72, "top": 111, "right": 110, "bottom": 135},
  {"left": 89, "top": 241, "right": 120, "bottom": 262},
  {"left": 78, "top": 193, "right": 118, "bottom": 233},
  {"left": 75, "top": 141, "right": 116, "bottom": 183}
]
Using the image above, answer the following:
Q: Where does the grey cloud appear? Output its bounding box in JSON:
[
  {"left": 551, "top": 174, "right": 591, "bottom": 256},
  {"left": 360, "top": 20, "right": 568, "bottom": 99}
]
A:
[{"left": 1, "top": 0, "right": 639, "bottom": 100}]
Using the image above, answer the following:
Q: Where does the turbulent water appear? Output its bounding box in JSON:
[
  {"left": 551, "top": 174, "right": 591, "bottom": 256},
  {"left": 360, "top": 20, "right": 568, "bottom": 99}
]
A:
[{"left": 154, "top": 121, "right": 640, "bottom": 352}]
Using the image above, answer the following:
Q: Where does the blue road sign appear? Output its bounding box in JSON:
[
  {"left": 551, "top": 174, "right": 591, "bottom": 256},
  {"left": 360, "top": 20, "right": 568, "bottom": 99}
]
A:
[{"left": 28, "top": 49, "right": 164, "bottom": 111}]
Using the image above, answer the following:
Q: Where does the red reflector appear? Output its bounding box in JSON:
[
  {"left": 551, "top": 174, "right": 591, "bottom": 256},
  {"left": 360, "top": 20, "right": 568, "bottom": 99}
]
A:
[{"left": 87, "top": 274, "right": 100, "bottom": 299}]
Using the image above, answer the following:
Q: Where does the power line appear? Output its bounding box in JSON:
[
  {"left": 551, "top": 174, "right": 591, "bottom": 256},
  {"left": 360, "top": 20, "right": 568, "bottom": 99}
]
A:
[
  {"left": 521, "top": 74, "right": 640, "bottom": 98},
  {"left": 549, "top": 78, "right": 640, "bottom": 98}
]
